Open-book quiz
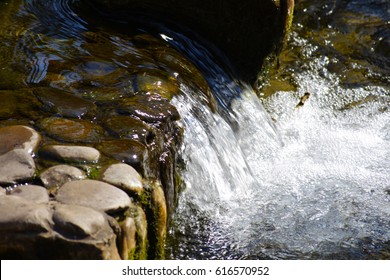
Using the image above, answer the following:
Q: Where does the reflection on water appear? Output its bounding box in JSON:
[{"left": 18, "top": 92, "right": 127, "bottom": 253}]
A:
[{"left": 0, "top": 0, "right": 389, "bottom": 259}]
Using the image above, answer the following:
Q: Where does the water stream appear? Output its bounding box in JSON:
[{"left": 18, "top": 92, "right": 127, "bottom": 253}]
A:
[{"left": 0, "top": 0, "right": 389, "bottom": 259}]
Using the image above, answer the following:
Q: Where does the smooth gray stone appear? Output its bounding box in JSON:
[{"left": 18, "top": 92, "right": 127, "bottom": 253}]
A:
[
  {"left": 40, "top": 165, "right": 86, "bottom": 189},
  {"left": 10, "top": 185, "right": 49, "bottom": 204},
  {"left": 0, "top": 196, "right": 52, "bottom": 232},
  {"left": 0, "top": 125, "right": 41, "bottom": 156},
  {"left": 0, "top": 149, "right": 36, "bottom": 184},
  {"left": 40, "top": 145, "right": 101, "bottom": 163},
  {"left": 52, "top": 203, "right": 108, "bottom": 239},
  {"left": 56, "top": 180, "right": 131, "bottom": 214},
  {"left": 101, "top": 163, "right": 143, "bottom": 195}
]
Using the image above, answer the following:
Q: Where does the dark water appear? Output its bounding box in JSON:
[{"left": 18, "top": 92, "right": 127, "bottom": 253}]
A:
[{"left": 0, "top": 0, "right": 389, "bottom": 259}]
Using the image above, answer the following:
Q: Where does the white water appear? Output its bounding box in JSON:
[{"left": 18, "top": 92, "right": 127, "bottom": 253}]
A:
[{"left": 170, "top": 39, "right": 390, "bottom": 259}]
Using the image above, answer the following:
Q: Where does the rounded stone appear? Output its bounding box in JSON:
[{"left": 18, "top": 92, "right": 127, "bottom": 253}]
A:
[
  {"left": 117, "top": 95, "right": 180, "bottom": 123},
  {"left": 101, "top": 163, "right": 144, "bottom": 196},
  {"left": 0, "top": 125, "right": 41, "bottom": 156},
  {"left": 34, "top": 87, "right": 98, "bottom": 118},
  {"left": 0, "top": 149, "right": 36, "bottom": 185},
  {"left": 0, "top": 196, "right": 52, "bottom": 233},
  {"left": 52, "top": 203, "right": 108, "bottom": 239},
  {"left": 103, "top": 115, "right": 155, "bottom": 144},
  {"left": 38, "top": 117, "right": 104, "bottom": 143},
  {"left": 40, "top": 165, "right": 87, "bottom": 189},
  {"left": 10, "top": 185, "right": 49, "bottom": 204},
  {"left": 40, "top": 145, "right": 101, "bottom": 163},
  {"left": 135, "top": 69, "right": 180, "bottom": 99},
  {"left": 117, "top": 217, "right": 136, "bottom": 260},
  {"left": 96, "top": 139, "right": 148, "bottom": 172},
  {"left": 56, "top": 179, "right": 132, "bottom": 214}
]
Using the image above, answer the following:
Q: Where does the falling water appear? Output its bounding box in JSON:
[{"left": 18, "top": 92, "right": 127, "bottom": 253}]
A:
[{"left": 168, "top": 31, "right": 390, "bottom": 259}]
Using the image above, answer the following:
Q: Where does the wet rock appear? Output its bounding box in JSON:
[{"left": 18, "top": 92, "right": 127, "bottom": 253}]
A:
[
  {"left": 135, "top": 69, "right": 180, "bottom": 99},
  {"left": 52, "top": 203, "right": 108, "bottom": 239},
  {"left": 103, "top": 115, "right": 154, "bottom": 144},
  {"left": 34, "top": 87, "right": 97, "bottom": 118},
  {"left": 56, "top": 179, "right": 132, "bottom": 215},
  {"left": 80, "top": 87, "right": 128, "bottom": 103},
  {"left": 117, "top": 217, "right": 136, "bottom": 260},
  {"left": 101, "top": 163, "right": 144, "bottom": 196},
  {"left": 40, "top": 165, "right": 87, "bottom": 189},
  {"left": 96, "top": 139, "right": 148, "bottom": 173},
  {"left": 0, "top": 196, "right": 52, "bottom": 233},
  {"left": 117, "top": 94, "right": 180, "bottom": 123},
  {"left": 0, "top": 149, "right": 36, "bottom": 185},
  {"left": 130, "top": 205, "right": 148, "bottom": 260},
  {"left": 0, "top": 125, "right": 41, "bottom": 155},
  {"left": 10, "top": 185, "right": 49, "bottom": 204},
  {"left": 38, "top": 117, "right": 104, "bottom": 143},
  {"left": 0, "top": 91, "right": 18, "bottom": 119},
  {"left": 40, "top": 145, "right": 101, "bottom": 163},
  {"left": 148, "top": 183, "right": 167, "bottom": 259}
]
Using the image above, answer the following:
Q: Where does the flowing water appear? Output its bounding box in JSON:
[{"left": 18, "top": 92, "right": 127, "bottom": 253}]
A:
[
  {"left": 167, "top": 0, "right": 390, "bottom": 259},
  {"left": 0, "top": 0, "right": 389, "bottom": 259}
]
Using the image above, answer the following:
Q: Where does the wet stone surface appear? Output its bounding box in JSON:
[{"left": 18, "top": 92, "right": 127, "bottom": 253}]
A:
[{"left": 0, "top": 5, "right": 206, "bottom": 258}]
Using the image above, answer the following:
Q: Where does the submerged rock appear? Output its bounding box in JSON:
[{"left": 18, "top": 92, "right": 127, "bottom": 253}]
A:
[
  {"left": 96, "top": 139, "right": 148, "bottom": 174},
  {"left": 103, "top": 115, "right": 155, "bottom": 144},
  {"left": 56, "top": 179, "right": 132, "bottom": 215},
  {"left": 117, "top": 94, "right": 180, "bottom": 123},
  {"left": 38, "top": 117, "right": 104, "bottom": 143},
  {"left": 34, "top": 87, "right": 98, "bottom": 118},
  {"left": 135, "top": 69, "right": 180, "bottom": 99}
]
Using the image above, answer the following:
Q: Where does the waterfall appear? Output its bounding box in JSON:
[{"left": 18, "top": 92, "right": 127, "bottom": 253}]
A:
[{"left": 168, "top": 35, "right": 390, "bottom": 259}]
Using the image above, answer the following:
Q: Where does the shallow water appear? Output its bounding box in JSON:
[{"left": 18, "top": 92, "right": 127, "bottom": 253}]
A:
[{"left": 0, "top": 0, "right": 389, "bottom": 259}]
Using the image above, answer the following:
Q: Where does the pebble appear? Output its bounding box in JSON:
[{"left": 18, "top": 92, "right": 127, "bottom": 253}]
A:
[
  {"left": 56, "top": 180, "right": 132, "bottom": 215},
  {"left": 0, "top": 125, "right": 41, "bottom": 155},
  {"left": 0, "top": 149, "right": 36, "bottom": 184},
  {"left": 10, "top": 185, "right": 50, "bottom": 204},
  {"left": 0, "top": 195, "right": 52, "bottom": 233},
  {"left": 101, "top": 163, "right": 144, "bottom": 195},
  {"left": 40, "top": 145, "right": 101, "bottom": 163},
  {"left": 52, "top": 203, "right": 108, "bottom": 239},
  {"left": 40, "top": 165, "right": 87, "bottom": 189}
]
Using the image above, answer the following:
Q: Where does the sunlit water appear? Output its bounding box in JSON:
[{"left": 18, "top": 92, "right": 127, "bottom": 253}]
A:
[
  {"left": 169, "top": 48, "right": 390, "bottom": 259},
  {"left": 1, "top": 0, "right": 389, "bottom": 259}
]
